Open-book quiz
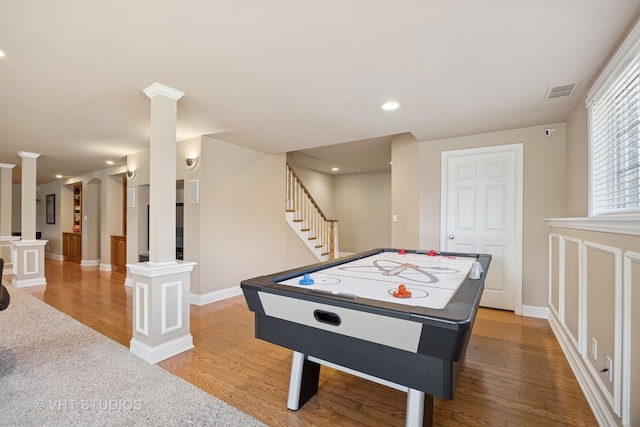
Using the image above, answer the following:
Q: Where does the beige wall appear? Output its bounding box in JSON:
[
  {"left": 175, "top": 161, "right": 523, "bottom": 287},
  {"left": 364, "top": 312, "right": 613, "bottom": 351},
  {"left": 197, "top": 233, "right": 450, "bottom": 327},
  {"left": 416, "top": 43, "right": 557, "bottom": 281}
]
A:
[
  {"left": 285, "top": 225, "right": 319, "bottom": 269},
  {"left": 418, "top": 123, "right": 567, "bottom": 307},
  {"left": 85, "top": 179, "right": 101, "bottom": 262},
  {"left": 36, "top": 180, "right": 61, "bottom": 254},
  {"left": 125, "top": 137, "right": 203, "bottom": 291},
  {"left": 32, "top": 165, "right": 126, "bottom": 264},
  {"left": 126, "top": 136, "right": 286, "bottom": 295},
  {"left": 104, "top": 174, "right": 125, "bottom": 264},
  {"left": 565, "top": 96, "right": 589, "bottom": 217},
  {"left": 199, "top": 137, "right": 286, "bottom": 294},
  {"left": 126, "top": 150, "right": 150, "bottom": 268},
  {"left": 334, "top": 170, "right": 391, "bottom": 253},
  {"left": 176, "top": 137, "right": 201, "bottom": 293},
  {"left": 391, "top": 133, "right": 421, "bottom": 249}
]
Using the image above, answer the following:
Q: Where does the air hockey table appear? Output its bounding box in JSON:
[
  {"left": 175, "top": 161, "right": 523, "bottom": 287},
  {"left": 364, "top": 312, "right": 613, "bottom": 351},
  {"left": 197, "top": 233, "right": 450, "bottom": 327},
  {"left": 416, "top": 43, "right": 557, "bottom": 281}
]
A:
[{"left": 241, "top": 248, "right": 491, "bottom": 427}]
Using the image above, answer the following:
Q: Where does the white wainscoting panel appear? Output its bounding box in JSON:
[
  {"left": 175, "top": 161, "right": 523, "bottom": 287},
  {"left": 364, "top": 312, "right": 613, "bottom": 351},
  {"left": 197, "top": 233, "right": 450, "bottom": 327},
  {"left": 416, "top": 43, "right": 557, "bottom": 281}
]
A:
[
  {"left": 161, "top": 281, "right": 183, "bottom": 334},
  {"left": 24, "top": 249, "right": 39, "bottom": 275},
  {"left": 622, "top": 251, "right": 640, "bottom": 425},
  {"left": 135, "top": 282, "right": 149, "bottom": 336},
  {"left": 582, "top": 241, "right": 622, "bottom": 416},
  {"left": 548, "top": 234, "right": 561, "bottom": 321}
]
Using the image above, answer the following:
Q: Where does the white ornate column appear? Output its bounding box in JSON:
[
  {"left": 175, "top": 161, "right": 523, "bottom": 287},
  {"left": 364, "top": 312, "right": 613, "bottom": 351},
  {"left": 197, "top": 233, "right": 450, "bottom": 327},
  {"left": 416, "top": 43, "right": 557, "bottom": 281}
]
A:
[
  {"left": 128, "top": 83, "right": 196, "bottom": 364},
  {"left": 0, "top": 163, "right": 19, "bottom": 275},
  {"left": 11, "top": 152, "right": 47, "bottom": 288},
  {"left": 0, "top": 163, "right": 14, "bottom": 236}
]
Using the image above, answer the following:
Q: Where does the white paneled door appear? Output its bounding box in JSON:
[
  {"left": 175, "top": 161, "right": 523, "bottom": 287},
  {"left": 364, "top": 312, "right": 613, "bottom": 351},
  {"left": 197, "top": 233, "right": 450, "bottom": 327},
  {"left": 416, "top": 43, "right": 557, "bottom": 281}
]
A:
[{"left": 441, "top": 144, "right": 523, "bottom": 311}]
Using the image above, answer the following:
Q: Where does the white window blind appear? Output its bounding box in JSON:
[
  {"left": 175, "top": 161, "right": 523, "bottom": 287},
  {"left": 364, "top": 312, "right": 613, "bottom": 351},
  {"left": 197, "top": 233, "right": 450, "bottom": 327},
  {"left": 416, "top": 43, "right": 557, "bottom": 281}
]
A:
[{"left": 591, "top": 50, "right": 640, "bottom": 215}]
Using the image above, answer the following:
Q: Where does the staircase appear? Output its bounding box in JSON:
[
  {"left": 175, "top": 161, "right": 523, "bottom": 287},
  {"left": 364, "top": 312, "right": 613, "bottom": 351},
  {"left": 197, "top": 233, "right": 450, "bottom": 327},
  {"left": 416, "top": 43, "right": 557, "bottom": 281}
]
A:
[{"left": 286, "top": 163, "right": 338, "bottom": 261}]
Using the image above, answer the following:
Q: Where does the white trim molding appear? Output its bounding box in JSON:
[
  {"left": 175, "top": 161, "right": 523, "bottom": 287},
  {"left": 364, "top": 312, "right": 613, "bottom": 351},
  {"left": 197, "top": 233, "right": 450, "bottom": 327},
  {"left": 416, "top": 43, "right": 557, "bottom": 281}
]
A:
[
  {"left": 161, "top": 281, "right": 183, "bottom": 334},
  {"left": 190, "top": 286, "right": 243, "bottom": 306},
  {"left": 548, "top": 312, "right": 618, "bottom": 427},
  {"left": 621, "top": 251, "right": 639, "bottom": 425},
  {"left": 12, "top": 277, "right": 47, "bottom": 288},
  {"left": 135, "top": 282, "right": 149, "bottom": 336},
  {"left": 127, "top": 260, "right": 196, "bottom": 277},
  {"left": 546, "top": 216, "right": 640, "bottom": 236},
  {"left": 80, "top": 259, "right": 100, "bottom": 268},
  {"left": 130, "top": 334, "right": 193, "bottom": 364},
  {"left": 548, "top": 233, "right": 562, "bottom": 322},
  {"left": 45, "top": 253, "right": 64, "bottom": 261},
  {"left": 586, "top": 17, "right": 640, "bottom": 105},
  {"left": 143, "top": 82, "right": 185, "bottom": 100},
  {"left": 521, "top": 305, "right": 548, "bottom": 319}
]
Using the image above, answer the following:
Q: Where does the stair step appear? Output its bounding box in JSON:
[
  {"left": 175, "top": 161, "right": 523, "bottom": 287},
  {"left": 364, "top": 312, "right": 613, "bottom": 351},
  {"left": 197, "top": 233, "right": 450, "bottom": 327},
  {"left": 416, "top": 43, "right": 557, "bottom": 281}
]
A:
[
  {"left": 321, "top": 252, "right": 330, "bottom": 256},
  {"left": 286, "top": 209, "right": 296, "bottom": 213},
  {"left": 293, "top": 219, "right": 303, "bottom": 223},
  {"left": 301, "top": 228, "right": 311, "bottom": 232},
  {"left": 308, "top": 237, "right": 317, "bottom": 240},
  {"left": 315, "top": 245, "right": 323, "bottom": 248}
]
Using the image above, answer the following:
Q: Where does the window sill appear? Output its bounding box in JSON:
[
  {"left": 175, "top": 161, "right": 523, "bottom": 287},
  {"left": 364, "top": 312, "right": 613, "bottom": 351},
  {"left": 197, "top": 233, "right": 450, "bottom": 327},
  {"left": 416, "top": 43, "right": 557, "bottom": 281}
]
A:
[{"left": 545, "top": 216, "right": 640, "bottom": 236}]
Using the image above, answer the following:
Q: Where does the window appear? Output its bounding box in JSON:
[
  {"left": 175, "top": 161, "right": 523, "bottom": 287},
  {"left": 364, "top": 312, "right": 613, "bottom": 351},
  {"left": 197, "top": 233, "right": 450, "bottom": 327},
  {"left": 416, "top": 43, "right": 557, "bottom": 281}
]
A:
[{"left": 588, "top": 21, "right": 640, "bottom": 216}]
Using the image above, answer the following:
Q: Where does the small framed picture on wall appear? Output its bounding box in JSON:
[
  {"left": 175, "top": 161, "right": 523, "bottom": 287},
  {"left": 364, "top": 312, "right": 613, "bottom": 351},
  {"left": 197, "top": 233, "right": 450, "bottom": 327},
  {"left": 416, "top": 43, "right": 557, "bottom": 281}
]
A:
[{"left": 46, "top": 194, "right": 55, "bottom": 224}]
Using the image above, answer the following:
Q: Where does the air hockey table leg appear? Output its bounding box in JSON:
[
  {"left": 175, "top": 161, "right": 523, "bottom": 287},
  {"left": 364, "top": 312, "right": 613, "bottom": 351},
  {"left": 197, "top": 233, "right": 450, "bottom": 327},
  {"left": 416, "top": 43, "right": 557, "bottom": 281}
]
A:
[
  {"left": 287, "top": 351, "right": 321, "bottom": 410},
  {"left": 406, "top": 388, "right": 434, "bottom": 427}
]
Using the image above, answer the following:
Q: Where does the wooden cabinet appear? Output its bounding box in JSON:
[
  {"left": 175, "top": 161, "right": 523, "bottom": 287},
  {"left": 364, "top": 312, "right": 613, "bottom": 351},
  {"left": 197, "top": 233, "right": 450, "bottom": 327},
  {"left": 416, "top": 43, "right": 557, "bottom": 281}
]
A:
[
  {"left": 72, "top": 183, "right": 82, "bottom": 233},
  {"left": 110, "top": 235, "right": 126, "bottom": 272},
  {"left": 62, "top": 182, "right": 83, "bottom": 263},
  {"left": 62, "top": 232, "right": 82, "bottom": 263}
]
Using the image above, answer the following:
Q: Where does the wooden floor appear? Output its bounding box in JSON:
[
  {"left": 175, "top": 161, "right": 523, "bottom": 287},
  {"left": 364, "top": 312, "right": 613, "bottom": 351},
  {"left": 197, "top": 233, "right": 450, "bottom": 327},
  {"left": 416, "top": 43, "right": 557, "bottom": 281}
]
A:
[{"left": 17, "top": 259, "right": 597, "bottom": 426}]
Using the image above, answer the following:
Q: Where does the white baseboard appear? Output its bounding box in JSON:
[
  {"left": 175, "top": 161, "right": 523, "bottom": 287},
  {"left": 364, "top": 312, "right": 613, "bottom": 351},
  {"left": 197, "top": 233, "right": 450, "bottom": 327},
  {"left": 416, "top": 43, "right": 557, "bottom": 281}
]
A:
[
  {"left": 521, "top": 305, "right": 548, "bottom": 319},
  {"left": 12, "top": 277, "right": 47, "bottom": 288},
  {"left": 190, "top": 286, "right": 243, "bottom": 306},
  {"left": 548, "top": 311, "right": 618, "bottom": 426},
  {"left": 80, "top": 259, "right": 100, "bottom": 268},
  {"left": 130, "top": 334, "right": 194, "bottom": 364},
  {"left": 99, "top": 263, "right": 112, "bottom": 272}
]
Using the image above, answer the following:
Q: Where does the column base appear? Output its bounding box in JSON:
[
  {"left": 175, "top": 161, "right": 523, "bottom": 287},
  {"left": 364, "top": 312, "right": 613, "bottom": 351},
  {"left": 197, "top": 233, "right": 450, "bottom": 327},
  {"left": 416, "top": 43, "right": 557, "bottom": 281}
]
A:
[
  {"left": 11, "top": 240, "right": 47, "bottom": 288},
  {"left": 127, "top": 260, "right": 196, "bottom": 364},
  {"left": 130, "top": 334, "right": 194, "bottom": 364}
]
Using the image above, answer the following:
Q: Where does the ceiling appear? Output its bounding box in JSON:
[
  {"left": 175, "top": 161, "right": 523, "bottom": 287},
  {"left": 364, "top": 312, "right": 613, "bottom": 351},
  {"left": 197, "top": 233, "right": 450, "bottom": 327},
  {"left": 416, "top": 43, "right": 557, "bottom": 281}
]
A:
[{"left": 1, "top": 1, "right": 640, "bottom": 182}]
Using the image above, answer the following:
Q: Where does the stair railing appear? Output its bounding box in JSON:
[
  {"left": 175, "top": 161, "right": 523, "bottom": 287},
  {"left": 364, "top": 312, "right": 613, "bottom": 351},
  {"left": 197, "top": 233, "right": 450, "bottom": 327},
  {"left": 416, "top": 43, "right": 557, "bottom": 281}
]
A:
[{"left": 286, "top": 163, "right": 338, "bottom": 259}]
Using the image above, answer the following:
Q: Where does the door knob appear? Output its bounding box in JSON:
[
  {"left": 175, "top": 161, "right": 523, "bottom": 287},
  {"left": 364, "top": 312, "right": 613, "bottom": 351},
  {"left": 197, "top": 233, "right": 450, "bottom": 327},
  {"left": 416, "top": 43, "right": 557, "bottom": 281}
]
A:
[{"left": 448, "top": 234, "right": 455, "bottom": 240}]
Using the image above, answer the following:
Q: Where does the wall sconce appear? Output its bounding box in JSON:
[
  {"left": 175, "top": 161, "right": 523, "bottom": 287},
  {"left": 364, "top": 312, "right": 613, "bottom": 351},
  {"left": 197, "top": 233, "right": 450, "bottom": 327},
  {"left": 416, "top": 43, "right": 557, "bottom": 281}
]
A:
[
  {"left": 185, "top": 157, "right": 198, "bottom": 171},
  {"left": 125, "top": 169, "right": 136, "bottom": 182}
]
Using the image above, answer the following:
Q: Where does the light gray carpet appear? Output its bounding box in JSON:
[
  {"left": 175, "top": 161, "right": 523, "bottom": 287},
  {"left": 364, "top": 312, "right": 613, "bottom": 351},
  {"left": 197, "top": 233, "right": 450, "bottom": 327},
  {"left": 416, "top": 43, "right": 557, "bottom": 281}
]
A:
[{"left": 0, "top": 286, "right": 266, "bottom": 427}]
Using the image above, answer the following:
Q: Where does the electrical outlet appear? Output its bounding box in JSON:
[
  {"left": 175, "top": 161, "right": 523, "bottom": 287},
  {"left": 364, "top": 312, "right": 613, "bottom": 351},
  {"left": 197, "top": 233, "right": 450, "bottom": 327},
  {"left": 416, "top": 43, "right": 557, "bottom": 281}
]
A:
[
  {"left": 606, "top": 356, "right": 613, "bottom": 382},
  {"left": 592, "top": 338, "right": 597, "bottom": 360}
]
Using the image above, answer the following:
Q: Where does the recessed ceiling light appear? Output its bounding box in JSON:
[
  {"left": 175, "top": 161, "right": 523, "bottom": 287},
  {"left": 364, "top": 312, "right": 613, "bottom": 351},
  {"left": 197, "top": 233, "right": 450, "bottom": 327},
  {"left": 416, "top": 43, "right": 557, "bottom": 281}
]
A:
[
  {"left": 382, "top": 101, "right": 399, "bottom": 111},
  {"left": 55, "top": 174, "right": 63, "bottom": 179},
  {"left": 106, "top": 160, "right": 114, "bottom": 165},
  {"left": 0, "top": 50, "right": 5, "bottom": 58},
  {"left": 331, "top": 167, "right": 339, "bottom": 172}
]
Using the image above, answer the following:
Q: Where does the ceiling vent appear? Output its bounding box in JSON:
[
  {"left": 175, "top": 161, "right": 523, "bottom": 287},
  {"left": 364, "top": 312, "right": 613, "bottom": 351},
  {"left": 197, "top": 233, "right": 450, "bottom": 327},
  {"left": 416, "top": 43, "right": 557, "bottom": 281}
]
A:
[{"left": 546, "top": 84, "right": 576, "bottom": 99}]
